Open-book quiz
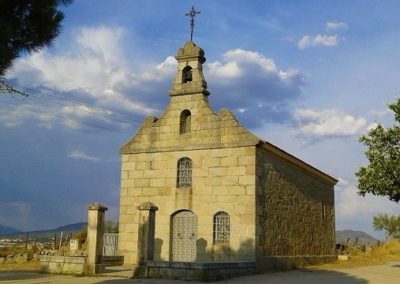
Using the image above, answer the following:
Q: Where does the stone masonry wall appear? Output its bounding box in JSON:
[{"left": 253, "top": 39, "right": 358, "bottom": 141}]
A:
[
  {"left": 118, "top": 146, "right": 257, "bottom": 265},
  {"left": 255, "top": 147, "right": 335, "bottom": 257},
  {"left": 119, "top": 67, "right": 261, "bottom": 265}
]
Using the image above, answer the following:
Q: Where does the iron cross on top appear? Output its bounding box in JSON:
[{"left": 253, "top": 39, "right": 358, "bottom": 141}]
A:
[{"left": 185, "top": 6, "right": 200, "bottom": 42}]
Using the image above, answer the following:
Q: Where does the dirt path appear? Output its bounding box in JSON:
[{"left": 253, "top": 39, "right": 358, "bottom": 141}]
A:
[{"left": 0, "top": 262, "right": 399, "bottom": 283}]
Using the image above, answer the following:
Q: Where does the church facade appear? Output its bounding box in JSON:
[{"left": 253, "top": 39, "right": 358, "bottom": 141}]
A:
[{"left": 118, "top": 41, "right": 337, "bottom": 269}]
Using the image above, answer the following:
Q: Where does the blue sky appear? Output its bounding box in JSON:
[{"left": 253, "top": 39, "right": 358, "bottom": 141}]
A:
[{"left": 1, "top": 0, "right": 399, "bottom": 239}]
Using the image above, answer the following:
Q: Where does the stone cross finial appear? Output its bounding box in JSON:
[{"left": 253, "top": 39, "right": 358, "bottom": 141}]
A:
[{"left": 185, "top": 6, "right": 200, "bottom": 42}]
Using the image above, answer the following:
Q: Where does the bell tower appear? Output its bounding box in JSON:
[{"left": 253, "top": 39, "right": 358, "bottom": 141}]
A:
[{"left": 169, "top": 41, "right": 210, "bottom": 97}]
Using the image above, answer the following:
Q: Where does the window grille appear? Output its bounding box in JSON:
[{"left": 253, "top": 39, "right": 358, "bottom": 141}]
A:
[
  {"left": 213, "top": 212, "right": 230, "bottom": 245},
  {"left": 177, "top": 157, "right": 192, "bottom": 188},
  {"left": 180, "top": 110, "right": 191, "bottom": 134}
]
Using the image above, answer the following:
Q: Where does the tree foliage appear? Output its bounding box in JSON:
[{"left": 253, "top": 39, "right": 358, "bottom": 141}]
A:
[
  {"left": 356, "top": 97, "right": 400, "bottom": 202},
  {"left": 0, "top": 0, "right": 72, "bottom": 76},
  {"left": 373, "top": 214, "right": 400, "bottom": 239}
]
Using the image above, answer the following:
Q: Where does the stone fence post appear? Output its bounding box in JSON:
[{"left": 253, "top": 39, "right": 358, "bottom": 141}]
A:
[
  {"left": 137, "top": 202, "right": 158, "bottom": 264},
  {"left": 85, "top": 202, "right": 108, "bottom": 274},
  {"left": 133, "top": 202, "right": 158, "bottom": 277}
]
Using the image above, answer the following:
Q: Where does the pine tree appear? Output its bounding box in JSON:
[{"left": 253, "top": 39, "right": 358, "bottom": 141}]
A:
[{"left": 0, "top": 0, "right": 72, "bottom": 75}]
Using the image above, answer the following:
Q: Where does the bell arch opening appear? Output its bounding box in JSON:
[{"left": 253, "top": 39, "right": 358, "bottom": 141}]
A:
[{"left": 182, "top": 66, "right": 193, "bottom": 83}]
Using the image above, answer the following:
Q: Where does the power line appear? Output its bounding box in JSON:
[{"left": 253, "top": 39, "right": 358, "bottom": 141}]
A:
[
  {"left": 0, "top": 78, "right": 29, "bottom": 97},
  {"left": 29, "top": 89, "right": 135, "bottom": 123},
  {"left": 28, "top": 94, "right": 133, "bottom": 125},
  {"left": 0, "top": 99, "right": 125, "bottom": 134},
  {"left": 1, "top": 78, "right": 141, "bottom": 125}
]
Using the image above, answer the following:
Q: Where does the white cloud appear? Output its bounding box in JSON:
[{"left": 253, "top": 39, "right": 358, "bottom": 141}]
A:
[
  {"left": 335, "top": 181, "right": 399, "bottom": 237},
  {"left": 298, "top": 34, "right": 339, "bottom": 49},
  {"left": 207, "top": 49, "right": 279, "bottom": 79},
  {"left": 0, "top": 107, "right": 27, "bottom": 127},
  {"left": 207, "top": 61, "right": 241, "bottom": 78},
  {"left": 326, "top": 21, "right": 348, "bottom": 31},
  {"left": 0, "top": 103, "right": 55, "bottom": 128},
  {"left": 366, "top": 122, "right": 378, "bottom": 131},
  {"left": 68, "top": 150, "right": 100, "bottom": 162},
  {"left": 337, "top": 176, "right": 350, "bottom": 188},
  {"left": 205, "top": 49, "right": 304, "bottom": 127},
  {"left": 3, "top": 25, "right": 174, "bottom": 130},
  {"left": 370, "top": 108, "right": 392, "bottom": 117},
  {"left": 294, "top": 108, "right": 368, "bottom": 139},
  {"left": 206, "top": 49, "right": 302, "bottom": 87},
  {"left": 3, "top": 28, "right": 303, "bottom": 130}
]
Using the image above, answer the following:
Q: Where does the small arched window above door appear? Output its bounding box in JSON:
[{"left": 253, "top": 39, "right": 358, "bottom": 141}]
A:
[
  {"left": 177, "top": 157, "right": 192, "bottom": 188},
  {"left": 180, "top": 109, "right": 191, "bottom": 134}
]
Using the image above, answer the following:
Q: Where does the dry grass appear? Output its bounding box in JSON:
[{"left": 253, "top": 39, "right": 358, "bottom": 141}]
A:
[
  {"left": 0, "top": 261, "right": 40, "bottom": 271},
  {"left": 318, "top": 240, "right": 400, "bottom": 268},
  {"left": 0, "top": 246, "right": 41, "bottom": 272}
]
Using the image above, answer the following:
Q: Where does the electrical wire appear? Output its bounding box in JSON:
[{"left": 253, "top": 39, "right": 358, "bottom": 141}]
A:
[
  {"left": 28, "top": 94, "right": 133, "bottom": 125},
  {"left": 1, "top": 78, "right": 141, "bottom": 126},
  {"left": 0, "top": 99, "right": 125, "bottom": 134}
]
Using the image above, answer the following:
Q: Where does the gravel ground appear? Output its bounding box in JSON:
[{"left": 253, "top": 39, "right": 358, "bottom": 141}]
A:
[{"left": 0, "top": 262, "right": 399, "bottom": 284}]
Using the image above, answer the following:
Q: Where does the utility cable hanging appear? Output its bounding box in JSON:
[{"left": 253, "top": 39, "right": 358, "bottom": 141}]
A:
[
  {"left": 0, "top": 78, "right": 29, "bottom": 97},
  {"left": 0, "top": 99, "right": 124, "bottom": 134},
  {"left": 1, "top": 79, "right": 140, "bottom": 126}
]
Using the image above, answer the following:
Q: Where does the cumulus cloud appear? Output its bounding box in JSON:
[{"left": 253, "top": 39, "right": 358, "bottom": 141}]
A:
[
  {"left": 293, "top": 108, "right": 368, "bottom": 140},
  {"left": 68, "top": 150, "right": 100, "bottom": 162},
  {"left": 298, "top": 34, "right": 340, "bottom": 49},
  {"left": 206, "top": 49, "right": 304, "bottom": 128},
  {"left": 3, "top": 26, "right": 172, "bottom": 131},
  {"left": 326, "top": 21, "right": 348, "bottom": 31},
  {"left": 3, "top": 26, "right": 304, "bottom": 131}
]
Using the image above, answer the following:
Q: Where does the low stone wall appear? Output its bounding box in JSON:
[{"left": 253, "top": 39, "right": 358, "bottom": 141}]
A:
[
  {"left": 256, "top": 255, "right": 337, "bottom": 271},
  {"left": 134, "top": 261, "right": 256, "bottom": 282},
  {"left": 101, "top": 255, "right": 124, "bottom": 266},
  {"left": 40, "top": 255, "right": 86, "bottom": 275}
]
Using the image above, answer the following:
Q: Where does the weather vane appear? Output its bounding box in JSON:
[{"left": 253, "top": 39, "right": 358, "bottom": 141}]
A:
[{"left": 185, "top": 6, "right": 200, "bottom": 42}]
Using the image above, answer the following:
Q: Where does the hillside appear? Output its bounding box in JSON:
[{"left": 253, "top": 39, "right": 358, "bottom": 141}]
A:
[
  {"left": 0, "top": 222, "right": 86, "bottom": 240},
  {"left": 336, "top": 229, "right": 379, "bottom": 245},
  {"left": 0, "top": 225, "right": 21, "bottom": 235},
  {"left": 0, "top": 221, "right": 118, "bottom": 241}
]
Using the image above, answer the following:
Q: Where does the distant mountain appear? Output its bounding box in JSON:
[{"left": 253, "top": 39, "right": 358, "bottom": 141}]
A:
[
  {"left": 336, "top": 230, "right": 379, "bottom": 245},
  {"left": 1, "top": 222, "right": 87, "bottom": 240},
  {"left": 0, "top": 224, "right": 21, "bottom": 235},
  {"left": 1, "top": 221, "right": 118, "bottom": 241}
]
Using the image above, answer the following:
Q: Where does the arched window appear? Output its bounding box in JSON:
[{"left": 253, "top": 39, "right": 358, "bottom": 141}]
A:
[
  {"left": 213, "top": 211, "right": 230, "bottom": 245},
  {"left": 180, "top": 110, "right": 191, "bottom": 134},
  {"left": 177, "top": 157, "right": 192, "bottom": 188},
  {"left": 182, "top": 66, "right": 192, "bottom": 83}
]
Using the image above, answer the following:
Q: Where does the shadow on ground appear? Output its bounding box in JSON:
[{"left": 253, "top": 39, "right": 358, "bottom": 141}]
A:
[
  {"left": 0, "top": 270, "right": 45, "bottom": 281},
  {"left": 95, "top": 269, "right": 368, "bottom": 284},
  {"left": 0, "top": 267, "right": 373, "bottom": 283},
  {"left": 392, "top": 264, "right": 400, "bottom": 268}
]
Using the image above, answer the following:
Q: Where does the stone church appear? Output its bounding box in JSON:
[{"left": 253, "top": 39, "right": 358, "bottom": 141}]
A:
[{"left": 118, "top": 41, "right": 337, "bottom": 271}]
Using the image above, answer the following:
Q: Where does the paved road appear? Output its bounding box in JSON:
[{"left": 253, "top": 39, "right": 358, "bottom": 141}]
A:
[{"left": 1, "top": 262, "right": 399, "bottom": 283}]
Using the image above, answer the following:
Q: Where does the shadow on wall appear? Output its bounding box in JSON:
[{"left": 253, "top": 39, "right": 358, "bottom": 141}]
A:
[
  {"left": 152, "top": 237, "right": 254, "bottom": 262},
  {"left": 154, "top": 238, "right": 163, "bottom": 261}
]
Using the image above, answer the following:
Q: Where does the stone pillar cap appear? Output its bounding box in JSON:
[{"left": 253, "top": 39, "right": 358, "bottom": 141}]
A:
[
  {"left": 137, "top": 202, "right": 158, "bottom": 211},
  {"left": 88, "top": 202, "right": 108, "bottom": 212}
]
